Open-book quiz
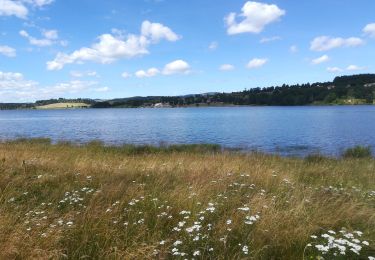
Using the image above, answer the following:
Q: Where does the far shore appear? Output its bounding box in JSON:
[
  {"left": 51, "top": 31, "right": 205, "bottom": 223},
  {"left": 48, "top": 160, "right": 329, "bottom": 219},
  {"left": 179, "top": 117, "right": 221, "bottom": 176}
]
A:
[{"left": 1, "top": 102, "right": 375, "bottom": 111}]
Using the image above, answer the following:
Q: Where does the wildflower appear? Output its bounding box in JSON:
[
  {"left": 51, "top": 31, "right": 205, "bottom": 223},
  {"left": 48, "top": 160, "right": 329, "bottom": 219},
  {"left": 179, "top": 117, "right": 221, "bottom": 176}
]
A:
[
  {"left": 159, "top": 240, "right": 166, "bottom": 245},
  {"left": 173, "top": 240, "right": 182, "bottom": 246},
  {"left": 193, "top": 250, "right": 200, "bottom": 256},
  {"left": 226, "top": 219, "right": 232, "bottom": 225},
  {"left": 242, "top": 245, "right": 249, "bottom": 255},
  {"left": 238, "top": 207, "right": 250, "bottom": 212}
]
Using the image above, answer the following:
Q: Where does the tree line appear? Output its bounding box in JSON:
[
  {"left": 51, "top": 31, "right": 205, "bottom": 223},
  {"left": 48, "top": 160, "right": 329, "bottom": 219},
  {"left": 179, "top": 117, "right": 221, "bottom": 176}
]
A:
[{"left": 1, "top": 74, "right": 375, "bottom": 109}]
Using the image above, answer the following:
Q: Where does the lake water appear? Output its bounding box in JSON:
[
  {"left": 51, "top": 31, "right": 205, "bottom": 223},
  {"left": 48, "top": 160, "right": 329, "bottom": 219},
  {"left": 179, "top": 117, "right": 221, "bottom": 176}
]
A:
[{"left": 0, "top": 106, "right": 374, "bottom": 156}]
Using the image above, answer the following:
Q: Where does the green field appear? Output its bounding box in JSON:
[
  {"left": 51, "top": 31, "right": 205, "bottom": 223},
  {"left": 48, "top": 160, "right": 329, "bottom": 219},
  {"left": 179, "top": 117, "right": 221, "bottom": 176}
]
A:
[{"left": 0, "top": 140, "right": 374, "bottom": 259}]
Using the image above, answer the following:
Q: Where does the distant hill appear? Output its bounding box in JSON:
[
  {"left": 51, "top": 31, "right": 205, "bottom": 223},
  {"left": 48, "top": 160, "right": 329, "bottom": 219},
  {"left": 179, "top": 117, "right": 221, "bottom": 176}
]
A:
[{"left": 1, "top": 74, "right": 375, "bottom": 110}]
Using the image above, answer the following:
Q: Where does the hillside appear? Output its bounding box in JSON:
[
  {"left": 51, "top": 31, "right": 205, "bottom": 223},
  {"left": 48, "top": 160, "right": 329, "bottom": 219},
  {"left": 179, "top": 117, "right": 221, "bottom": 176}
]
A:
[{"left": 1, "top": 74, "right": 375, "bottom": 109}]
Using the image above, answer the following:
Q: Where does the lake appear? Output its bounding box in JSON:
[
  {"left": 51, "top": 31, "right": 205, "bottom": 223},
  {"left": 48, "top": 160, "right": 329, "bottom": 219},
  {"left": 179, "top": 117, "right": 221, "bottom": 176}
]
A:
[{"left": 0, "top": 106, "right": 374, "bottom": 156}]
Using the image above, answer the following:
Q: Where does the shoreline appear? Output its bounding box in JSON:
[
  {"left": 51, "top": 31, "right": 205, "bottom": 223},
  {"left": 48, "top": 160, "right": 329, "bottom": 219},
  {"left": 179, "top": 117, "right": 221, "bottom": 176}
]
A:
[
  {"left": 1, "top": 103, "right": 375, "bottom": 111},
  {"left": 1, "top": 138, "right": 373, "bottom": 159}
]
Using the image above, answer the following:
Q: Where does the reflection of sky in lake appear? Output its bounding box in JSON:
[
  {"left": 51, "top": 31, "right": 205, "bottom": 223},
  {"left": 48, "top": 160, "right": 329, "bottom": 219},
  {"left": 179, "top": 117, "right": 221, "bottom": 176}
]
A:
[{"left": 0, "top": 106, "right": 374, "bottom": 156}]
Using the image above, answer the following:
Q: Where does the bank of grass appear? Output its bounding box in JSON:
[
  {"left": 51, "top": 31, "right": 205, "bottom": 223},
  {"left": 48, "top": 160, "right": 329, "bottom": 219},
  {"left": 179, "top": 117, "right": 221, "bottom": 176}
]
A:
[{"left": 0, "top": 140, "right": 374, "bottom": 259}]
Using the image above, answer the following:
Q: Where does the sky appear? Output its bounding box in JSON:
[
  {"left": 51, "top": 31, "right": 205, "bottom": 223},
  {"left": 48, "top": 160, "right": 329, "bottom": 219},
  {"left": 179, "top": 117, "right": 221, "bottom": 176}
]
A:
[{"left": 1, "top": 0, "right": 375, "bottom": 102}]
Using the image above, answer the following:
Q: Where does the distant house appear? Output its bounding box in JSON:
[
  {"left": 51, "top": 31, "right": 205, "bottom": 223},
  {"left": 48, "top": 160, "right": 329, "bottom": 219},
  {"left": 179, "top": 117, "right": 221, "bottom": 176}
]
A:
[
  {"left": 154, "top": 103, "right": 171, "bottom": 108},
  {"left": 364, "top": 83, "right": 375, "bottom": 88}
]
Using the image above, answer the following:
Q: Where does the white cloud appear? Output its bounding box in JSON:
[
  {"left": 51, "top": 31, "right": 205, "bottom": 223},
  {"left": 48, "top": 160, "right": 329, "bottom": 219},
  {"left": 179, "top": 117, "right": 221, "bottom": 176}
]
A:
[
  {"left": 0, "top": 0, "right": 53, "bottom": 19},
  {"left": 0, "top": 70, "right": 105, "bottom": 102},
  {"left": 225, "top": 1, "right": 285, "bottom": 35},
  {"left": 289, "top": 45, "right": 298, "bottom": 53},
  {"left": 310, "top": 36, "right": 364, "bottom": 51},
  {"left": 327, "top": 67, "right": 343, "bottom": 73},
  {"left": 246, "top": 58, "right": 268, "bottom": 69},
  {"left": 0, "top": 71, "right": 37, "bottom": 91},
  {"left": 47, "top": 21, "right": 179, "bottom": 70},
  {"left": 260, "top": 36, "right": 281, "bottom": 43},
  {"left": 0, "top": 0, "right": 28, "bottom": 19},
  {"left": 135, "top": 68, "right": 160, "bottom": 78},
  {"left": 70, "top": 70, "right": 98, "bottom": 78},
  {"left": 346, "top": 65, "right": 366, "bottom": 71},
  {"left": 209, "top": 41, "right": 218, "bottom": 50},
  {"left": 219, "top": 64, "right": 235, "bottom": 71},
  {"left": 326, "top": 65, "right": 366, "bottom": 73},
  {"left": 22, "top": 0, "right": 54, "bottom": 8},
  {"left": 312, "top": 54, "right": 330, "bottom": 65},
  {"left": 20, "top": 29, "right": 61, "bottom": 47},
  {"left": 363, "top": 23, "right": 375, "bottom": 38},
  {"left": 133, "top": 60, "right": 191, "bottom": 78},
  {"left": 121, "top": 72, "right": 131, "bottom": 79},
  {"left": 141, "top": 20, "right": 180, "bottom": 42},
  {"left": 0, "top": 45, "right": 16, "bottom": 57},
  {"left": 162, "top": 59, "right": 190, "bottom": 75}
]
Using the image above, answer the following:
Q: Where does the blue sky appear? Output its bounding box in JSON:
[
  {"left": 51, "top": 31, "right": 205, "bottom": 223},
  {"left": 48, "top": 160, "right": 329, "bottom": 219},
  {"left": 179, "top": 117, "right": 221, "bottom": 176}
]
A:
[{"left": 1, "top": 0, "right": 375, "bottom": 102}]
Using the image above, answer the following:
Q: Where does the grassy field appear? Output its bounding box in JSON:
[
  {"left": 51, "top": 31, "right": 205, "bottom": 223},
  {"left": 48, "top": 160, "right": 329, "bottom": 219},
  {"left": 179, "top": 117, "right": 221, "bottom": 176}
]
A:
[
  {"left": 0, "top": 140, "right": 374, "bottom": 259},
  {"left": 36, "top": 103, "right": 90, "bottom": 109}
]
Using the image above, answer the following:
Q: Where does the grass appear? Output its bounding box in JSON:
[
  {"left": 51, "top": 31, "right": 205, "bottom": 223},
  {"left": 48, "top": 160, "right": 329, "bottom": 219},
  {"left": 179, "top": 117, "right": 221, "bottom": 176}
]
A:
[
  {"left": 0, "top": 140, "right": 374, "bottom": 259},
  {"left": 343, "top": 145, "right": 372, "bottom": 159},
  {"left": 36, "top": 103, "right": 90, "bottom": 109}
]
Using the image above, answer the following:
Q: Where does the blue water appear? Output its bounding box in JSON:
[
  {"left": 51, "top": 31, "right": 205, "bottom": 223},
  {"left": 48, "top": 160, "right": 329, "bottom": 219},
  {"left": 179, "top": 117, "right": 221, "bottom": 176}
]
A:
[{"left": 0, "top": 106, "right": 374, "bottom": 156}]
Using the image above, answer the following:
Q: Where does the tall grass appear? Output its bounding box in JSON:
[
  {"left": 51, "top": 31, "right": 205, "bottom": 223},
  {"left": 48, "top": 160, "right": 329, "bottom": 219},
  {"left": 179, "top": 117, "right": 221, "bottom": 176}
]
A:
[
  {"left": 0, "top": 140, "right": 374, "bottom": 259},
  {"left": 342, "top": 145, "right": 372, "bottom": 158}
]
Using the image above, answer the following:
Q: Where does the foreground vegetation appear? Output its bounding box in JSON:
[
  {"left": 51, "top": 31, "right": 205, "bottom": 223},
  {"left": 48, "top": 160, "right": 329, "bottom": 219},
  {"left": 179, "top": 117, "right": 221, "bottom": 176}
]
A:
[{"left": 0, "top": 140, "right": 374, "bottom": 259}]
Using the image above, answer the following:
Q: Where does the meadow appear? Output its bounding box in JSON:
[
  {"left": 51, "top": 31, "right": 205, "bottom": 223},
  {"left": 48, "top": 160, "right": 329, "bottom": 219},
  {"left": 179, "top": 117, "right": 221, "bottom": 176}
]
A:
[
  {"left": 36, "top": 103, "right": 90, "bottom": 109},
  {"left": 0, "top": 139, "right": 374, "bottom": 259}
]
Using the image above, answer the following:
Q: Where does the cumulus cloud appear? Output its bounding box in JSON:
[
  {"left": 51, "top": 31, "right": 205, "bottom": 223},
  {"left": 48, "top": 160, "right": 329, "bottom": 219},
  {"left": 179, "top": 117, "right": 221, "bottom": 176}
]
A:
[
  {"left": 162, "top": 59, "right": 190, "bottom": 75},
  {"left": 0, "top": 0, "right": 54, "bottom": 19},
  {"left": 312, "top": 54, "right": 330, "bottom": 65},
  {"left": 141, "top": 20, "right": 180, "bottom": 42},
  {"left": 326, "top": 65, "right": 366, "bottom": 73},
  {"left": 20, "top": 29, "right": 62, "bottom": 47},
  {"left": 363, "top": 23, "right": 375, "bottom": 38},
  {"left": 0, "top": 45, "right": 16, "bottom": 57},
  {"left": 219, "top": 64, "right": 235, "bottom": 71},
  {"left": 246, "top": 58, "right": 268, "bottom": 69},
  {"left": 135, "top": 68, "right": 160, "bottom": 78},
  {"left": 225, "top": 1, "right": 285, "bottom": 35},
  {"left": 132, "top": 60, "right": 191, "bottom": 78},
  {"left": 47, "top": 21, "right": 179, "bottom": 70},
  {"left": 310, "top": 36, "right": 364, "bottom": 51},
  {"left": 22, "top": 0, "right": 54, "bottom": 8},
  {"left": 0, "top": 70, "right": 106, "bottom": 102},
  {"left": 346, "top": 65, "right": 366, "bottom": 71},
  {"left": 0, "top": 71, "right": 37, "bottom": 91},
  {"left": 0, "top": 0, "right": 28, "bottom": 18}
]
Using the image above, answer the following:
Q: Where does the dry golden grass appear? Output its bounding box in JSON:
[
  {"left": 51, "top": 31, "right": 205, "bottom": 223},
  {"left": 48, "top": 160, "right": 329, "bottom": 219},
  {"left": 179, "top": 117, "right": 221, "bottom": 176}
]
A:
[
  {"left": 36, "top": 103, "right": 90, "bottom": 109},
  {"left": 0, "top": 140, "right": 374, "bottom": 259}
]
